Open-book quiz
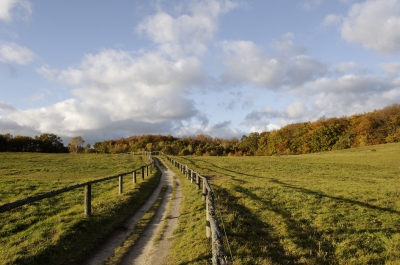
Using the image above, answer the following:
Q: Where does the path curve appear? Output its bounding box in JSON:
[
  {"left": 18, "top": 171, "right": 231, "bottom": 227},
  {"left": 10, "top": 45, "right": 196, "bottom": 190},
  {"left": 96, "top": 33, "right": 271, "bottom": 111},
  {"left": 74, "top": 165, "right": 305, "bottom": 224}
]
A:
[{"left": 84, "top": 157, "right": 180, "bottom": 265}]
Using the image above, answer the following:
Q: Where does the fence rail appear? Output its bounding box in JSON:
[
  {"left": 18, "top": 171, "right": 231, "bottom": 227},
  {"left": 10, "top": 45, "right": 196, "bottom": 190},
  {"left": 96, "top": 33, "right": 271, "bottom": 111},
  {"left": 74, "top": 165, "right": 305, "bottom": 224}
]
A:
[
  {"left": 0, "top": 156, "right": 155, "bottom": 215},
  {"left": 158, "top": 152, "right": 228, "bottom": 265}
]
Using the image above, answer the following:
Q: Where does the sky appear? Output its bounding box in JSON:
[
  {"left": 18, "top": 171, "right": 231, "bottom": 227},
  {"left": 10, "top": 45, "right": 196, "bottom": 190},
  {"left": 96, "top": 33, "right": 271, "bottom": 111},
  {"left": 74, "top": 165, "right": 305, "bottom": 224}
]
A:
[{"left": 1, "top": 0, "right": 400, "bottom": 145}]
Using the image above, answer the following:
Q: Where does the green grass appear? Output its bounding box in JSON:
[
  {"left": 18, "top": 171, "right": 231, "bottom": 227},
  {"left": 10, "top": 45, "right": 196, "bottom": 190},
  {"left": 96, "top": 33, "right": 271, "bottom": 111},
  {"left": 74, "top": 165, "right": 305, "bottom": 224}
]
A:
[
  {"left": 159, "top": 156, "right": 212, "bottom": 264},
  {"left": 0, "top": 153, "right": 160, "bottom": 265},
  {"left": 153, "top": 176, "right": 176, "bottom": 245},
  {"left": 168, "top": 143, "right": 400, "bottom": 264}
]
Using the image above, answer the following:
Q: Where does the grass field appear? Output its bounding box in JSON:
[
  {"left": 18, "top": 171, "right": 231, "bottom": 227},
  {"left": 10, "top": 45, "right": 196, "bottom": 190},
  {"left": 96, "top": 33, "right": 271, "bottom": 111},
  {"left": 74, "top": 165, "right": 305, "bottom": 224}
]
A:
[
  {"left": 167, "top": 143, "right": 400, "bottom": 264},
  {"left": 0, "top": 153, "right": 160, "bottom": 265}
]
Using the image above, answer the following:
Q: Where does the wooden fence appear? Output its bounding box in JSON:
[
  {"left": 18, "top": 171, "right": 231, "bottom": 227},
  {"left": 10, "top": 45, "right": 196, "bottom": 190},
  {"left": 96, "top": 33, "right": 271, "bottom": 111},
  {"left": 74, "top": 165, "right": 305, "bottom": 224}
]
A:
[
  {"left": 0, "top": 156, "right": 155, "bottom": 216},
  {"left": 1, "top": 152, "right": 228, "bottom": 264},
  {"left": 157, "top": 152, "right": 228, "bottom": 265}
]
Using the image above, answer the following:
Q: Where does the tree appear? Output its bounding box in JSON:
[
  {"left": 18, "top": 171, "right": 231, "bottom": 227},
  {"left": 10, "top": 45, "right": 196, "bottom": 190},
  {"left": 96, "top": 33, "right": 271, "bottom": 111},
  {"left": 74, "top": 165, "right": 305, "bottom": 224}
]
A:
[
  {"left": 68, "top": 136, "right": 85, "bottom": 153},
  {"left": 35, "top": 133, "right": 67, "bottom": 153},
  {"left": 93, "top": 140, "right": 112, "bottom": 153}
]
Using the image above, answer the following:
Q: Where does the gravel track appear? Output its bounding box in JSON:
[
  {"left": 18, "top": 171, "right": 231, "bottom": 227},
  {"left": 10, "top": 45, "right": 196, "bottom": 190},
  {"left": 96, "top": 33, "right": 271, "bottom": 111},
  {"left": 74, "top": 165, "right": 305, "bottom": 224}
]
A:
[{"left": 84, "top": 158, "right": 181, "bottom": 265}]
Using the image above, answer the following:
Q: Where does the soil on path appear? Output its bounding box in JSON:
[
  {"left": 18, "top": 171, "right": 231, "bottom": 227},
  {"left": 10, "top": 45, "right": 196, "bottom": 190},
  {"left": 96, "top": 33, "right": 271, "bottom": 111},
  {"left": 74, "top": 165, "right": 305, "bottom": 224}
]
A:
[{"left": 84, "top": 158, "right": 181, "bottom": 265}]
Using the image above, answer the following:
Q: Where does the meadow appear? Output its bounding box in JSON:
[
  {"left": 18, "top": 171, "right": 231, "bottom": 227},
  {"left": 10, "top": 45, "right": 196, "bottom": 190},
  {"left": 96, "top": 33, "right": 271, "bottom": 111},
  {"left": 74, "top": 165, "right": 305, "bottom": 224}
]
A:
[
  {"left": 0, "top": 153, "right": 160, "bottom": 265},
  {"left": 166, "top": 143, "right": 400, "bottom": 264}
]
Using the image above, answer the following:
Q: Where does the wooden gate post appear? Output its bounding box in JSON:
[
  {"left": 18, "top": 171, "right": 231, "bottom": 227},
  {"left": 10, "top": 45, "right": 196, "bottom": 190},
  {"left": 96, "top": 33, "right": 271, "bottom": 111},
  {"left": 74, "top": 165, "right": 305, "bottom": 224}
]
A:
[
  {"left": 133, "top": 171, "right": 137, "bottom": 183},
  {"left": 141, "top": 166, "right": 145, "bottom": 180},
  {"left": 84, "top": 184, "right": 91, "bottom": 216},
  {"left": 196, "top": 173, "right": 200, "bottom": 190},
  {"left": 119, "top": 175, "right": 123, "bottom": 194}
]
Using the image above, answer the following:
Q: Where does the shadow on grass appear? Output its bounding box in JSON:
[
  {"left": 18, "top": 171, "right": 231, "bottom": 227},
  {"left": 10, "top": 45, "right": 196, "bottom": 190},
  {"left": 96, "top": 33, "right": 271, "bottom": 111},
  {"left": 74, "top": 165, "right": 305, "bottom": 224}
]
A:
[
  {"left": 179, "top": 157, "right": 253, "bottom": 184},
  {"left": 182, "top": 157, "right": 400, "bottom": 216},
  {"left": 269, "top": 178, "right": 400, "bottom": 215},
  {"left": 13, "top": 170, "right": 162, "bottom": 265},
  {"left": 233, "top": 185, "right": 335, "bottom": 264},
  {"left": 213, "top": 186, "right": 299, "bottom": 264},
  {"left": 177, "top": 254, "right": 213, "bottom": 265}
]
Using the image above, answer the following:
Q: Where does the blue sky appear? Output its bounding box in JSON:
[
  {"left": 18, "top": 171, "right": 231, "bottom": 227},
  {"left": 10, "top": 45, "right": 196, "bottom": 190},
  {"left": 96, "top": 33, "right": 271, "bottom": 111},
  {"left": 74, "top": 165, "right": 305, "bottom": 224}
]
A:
[{"left": 1, "top": 0, "right": 400, "bottom": 144}]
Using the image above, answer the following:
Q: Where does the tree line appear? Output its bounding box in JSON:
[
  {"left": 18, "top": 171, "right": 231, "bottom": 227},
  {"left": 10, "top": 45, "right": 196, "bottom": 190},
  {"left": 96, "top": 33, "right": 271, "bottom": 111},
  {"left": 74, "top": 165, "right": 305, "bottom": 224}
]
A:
[
  {"left": 93, "top": 104, "right": 400, "bottom": 156},
  {"left": 0, "top": 133, "right": 68, "bottom": 153},
  {"left": 1, "top": 104, "right": 400, "bottom": 155}
]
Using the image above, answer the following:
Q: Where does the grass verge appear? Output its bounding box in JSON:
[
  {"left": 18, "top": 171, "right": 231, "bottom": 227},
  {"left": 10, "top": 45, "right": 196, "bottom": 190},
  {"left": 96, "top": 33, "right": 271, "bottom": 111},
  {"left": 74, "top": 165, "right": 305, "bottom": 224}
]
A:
[
  {"left": 153, "top": 176, "right": 177, "bottom": 245},
  {"left": 159, "top": 156, "right": 212, "bottom": 265}
]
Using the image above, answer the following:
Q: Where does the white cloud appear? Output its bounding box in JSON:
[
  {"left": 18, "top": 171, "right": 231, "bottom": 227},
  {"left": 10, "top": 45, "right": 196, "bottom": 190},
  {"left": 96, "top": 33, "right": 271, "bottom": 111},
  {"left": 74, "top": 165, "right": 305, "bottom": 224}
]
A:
[
  {"left": 380, "top": 62, "right": 400, "bottom": 77},
  {"left": 220, "top": 40, "right": 284, "bottom": 88},
  {"left": 36, "top": 65, "right": 59, "bottom": 80},
  {"left": 335, "top": 61, "right": 359, "bottom": 73},
  {"left": 321, "top": 14, "right": 342, "bottom": 26},
  {"left": 0, "top": 42, "right": 35, "bottom": 65},
  {"left": 341, "top": 0, "right": 400, "bottom": 54},
  {"left": 312, "top": 75, "right": 394, "bottom": 94},
  {"left": 309, "top": 88, "right": 400, "bottom": 118},
  {"left": 1, "top": 1, "right": 244, "bottom": 142},
  {"left": 299, "top": 0, "right": 323, "bottom": 10},
  {"left": 136, "top": 0, "right": 237, "bottom": 57},
  {"left": 340, "top": 0, "right": 356, "bottom": 4},
  {"left": 175, "top": 120, "right": 243, "bottom": 139},
  {"left": 22, "top": 48, "right": 206, "bottom": 141},
  {"left": 273, "top": 32, "right": 307, "bottom": 54},
  {"left": 220, "top": 37, "right": 327, "bottom": 89},
  {"left": 250, "top": 124, "right": 280, "bottom": 133},
  {"left": 285, "top": 100, "right": 308, "bottom": 119},
  {"left": 0, "top": 0, "right": 31, "bottom": 22},
  {"left": 0, "top": 100, "right": 15, "bottom": 112}
]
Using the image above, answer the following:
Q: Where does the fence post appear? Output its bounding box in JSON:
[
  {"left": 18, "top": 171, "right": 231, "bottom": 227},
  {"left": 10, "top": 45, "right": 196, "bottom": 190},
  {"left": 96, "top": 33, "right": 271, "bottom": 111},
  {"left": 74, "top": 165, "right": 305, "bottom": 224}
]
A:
[
  {"left": 133, "top": 171, "right": 137, "bottom": 183},
  {"left": 119, "top": 175, "right": 123, "bottom": 194},
  {"left": 191, "top": 170, "right": 194, "bottom": 183},
  {"left": 146, "top": 165, "right": 149, "bottom": 176},
  {"left": 202, "top": 178, "right": 207, "bottom": 201},
  {"left": 206, "top": 194, "right": 211, "bottom": 238},
  {"left": 84, "top": 184, "right": 91, "bottom": 216},
  {"left": 141, "top": 166, "right": 145, "bottom": 180},
  {"left": 196, "top": 173, "right": 200, "bottom": 190}
]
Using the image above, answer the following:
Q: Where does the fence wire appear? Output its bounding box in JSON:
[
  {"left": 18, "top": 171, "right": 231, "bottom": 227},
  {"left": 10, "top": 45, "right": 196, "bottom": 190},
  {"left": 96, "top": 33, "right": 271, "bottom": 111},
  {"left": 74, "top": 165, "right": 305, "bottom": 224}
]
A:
[{"left": 215, "top": 195, "right": 235, "bottom": 264}]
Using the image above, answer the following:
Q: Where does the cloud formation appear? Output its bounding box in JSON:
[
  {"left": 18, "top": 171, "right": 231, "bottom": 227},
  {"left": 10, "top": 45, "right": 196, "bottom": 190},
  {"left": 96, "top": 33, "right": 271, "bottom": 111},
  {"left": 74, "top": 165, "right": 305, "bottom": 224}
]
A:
[
  {"left": 0, "top": 42, "right": 36, "bottom": 65},
  {"left": 3, "top": 0, "right": 239, "bottom": 143},
  {"left": 220, "top": 35, "right": 327, "bottom": 89},
  {"left": 2, "top": 0, "right": 400, "bottom": 145},
  {"left": 0, "top": 101, "right": 15, "bottom": 112},
  {"left": 0, "top": 0, "right": 31, "bottom": 22},
  {"left": 341, "top": 0, "right": 400, "bottom": 54},
  {"left": 136, "top": 0, "right": 237, "bottom": 57}
]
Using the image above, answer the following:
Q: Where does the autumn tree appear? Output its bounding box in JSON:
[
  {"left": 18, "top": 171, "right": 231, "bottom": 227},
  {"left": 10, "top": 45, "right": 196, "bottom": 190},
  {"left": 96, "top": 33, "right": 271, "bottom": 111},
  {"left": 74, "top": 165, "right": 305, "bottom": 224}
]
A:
[{"left": 68, "top": 136, "right": 85, "bottom": 153}]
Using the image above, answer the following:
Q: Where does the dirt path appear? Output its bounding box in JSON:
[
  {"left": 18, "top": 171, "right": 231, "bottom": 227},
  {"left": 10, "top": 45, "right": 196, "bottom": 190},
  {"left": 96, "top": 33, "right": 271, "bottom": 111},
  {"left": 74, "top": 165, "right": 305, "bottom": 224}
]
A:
[{"left": 84, "top": 158, "right": 181, "bottom": 265}]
